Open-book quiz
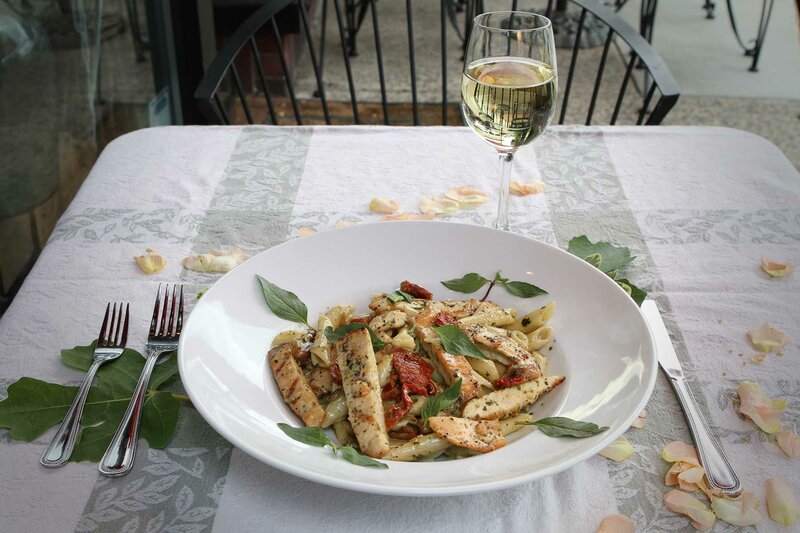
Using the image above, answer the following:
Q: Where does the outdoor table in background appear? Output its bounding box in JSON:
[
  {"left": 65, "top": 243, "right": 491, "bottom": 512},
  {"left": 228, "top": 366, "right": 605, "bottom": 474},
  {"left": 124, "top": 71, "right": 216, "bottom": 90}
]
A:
[{"left": 0, "top": 125, "right": 798, "bottom": 532}]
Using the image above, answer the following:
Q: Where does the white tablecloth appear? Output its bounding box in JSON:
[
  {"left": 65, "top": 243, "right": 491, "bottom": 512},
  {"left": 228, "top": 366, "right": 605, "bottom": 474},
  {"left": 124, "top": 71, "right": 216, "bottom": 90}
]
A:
[{"left": 1, "top": 125, "right": 798, "bottom": 533}]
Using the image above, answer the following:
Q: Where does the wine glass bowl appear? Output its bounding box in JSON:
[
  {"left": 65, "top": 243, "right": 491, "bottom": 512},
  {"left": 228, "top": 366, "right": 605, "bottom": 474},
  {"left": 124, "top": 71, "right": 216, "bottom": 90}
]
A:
[{"left": 461, "top": 12, "right": 558, "bottom": 229}]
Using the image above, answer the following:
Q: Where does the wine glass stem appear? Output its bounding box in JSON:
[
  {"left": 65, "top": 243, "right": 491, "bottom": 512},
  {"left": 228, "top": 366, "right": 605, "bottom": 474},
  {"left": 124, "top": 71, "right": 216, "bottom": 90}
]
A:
[{"left": 495, "top": 152, "right": 514, "bottom": 231}]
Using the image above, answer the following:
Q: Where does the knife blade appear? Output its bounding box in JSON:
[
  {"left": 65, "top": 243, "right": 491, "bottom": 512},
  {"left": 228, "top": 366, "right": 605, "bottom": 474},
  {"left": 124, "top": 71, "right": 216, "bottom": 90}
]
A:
[{"left": 642, "top": 300, "right": 742, "bottom": 497}]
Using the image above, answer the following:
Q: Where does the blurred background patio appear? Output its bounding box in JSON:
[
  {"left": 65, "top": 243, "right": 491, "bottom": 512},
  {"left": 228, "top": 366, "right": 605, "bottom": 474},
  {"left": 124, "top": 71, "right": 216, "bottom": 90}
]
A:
[{"left": 1, "top": 0, "right": 798, "bottom": 312}]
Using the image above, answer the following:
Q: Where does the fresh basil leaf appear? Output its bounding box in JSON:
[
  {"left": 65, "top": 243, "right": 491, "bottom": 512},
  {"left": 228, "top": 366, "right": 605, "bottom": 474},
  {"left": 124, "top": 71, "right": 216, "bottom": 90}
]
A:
[
  {"left": 616, "top": 279, "right": 647, "bottom": 307},
  {"left": 386, "top": 289, "right": 413, "bottom": 303},
  {"left": 324, "top": 323, "right": 387, "bottom": 352},
  {"left": 277, "top": 423, "right": 334, "bottom": 448},
  {"left": 502, "top": 280, "right": 548, "bottom": 298},
  {"left": 337, "top": 445, "right": 389, "bottom": 469},
  {"left": 256, "top": 275, "right": 311, "bottom": 327},
  {"left": 196, "top": 288, "right": 208, "bottom": 300},
  {"left": 493, "top": 271, "right": 509, "bottom": 284},
  {"left": 567, "top": 236, "right": 634, "bottom": 274},
  {"left": 521, "top": 417, "right": 609, "bottom": 438},
  {"left": 420, "top": 378, "right": 462, "bottom": 425},
  {"left": 432, "top": 325, "right": 489, "bottom": 360},
  {"left": 441, "top": 273, "right": 490, "bottom": 293}
]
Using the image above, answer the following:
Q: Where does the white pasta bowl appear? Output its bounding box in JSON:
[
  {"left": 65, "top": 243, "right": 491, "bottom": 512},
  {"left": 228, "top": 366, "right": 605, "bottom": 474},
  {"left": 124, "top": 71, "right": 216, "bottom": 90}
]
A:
[{"left": 179, "top": 221, "right": 657, "bottom": 496}]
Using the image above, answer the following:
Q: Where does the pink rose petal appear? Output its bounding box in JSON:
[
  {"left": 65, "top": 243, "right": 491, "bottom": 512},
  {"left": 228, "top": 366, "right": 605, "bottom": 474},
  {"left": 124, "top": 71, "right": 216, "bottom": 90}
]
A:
[
  {"left": 766, "top": 477, "right": 800, "bottom": 526},
  {"left": 297, "top": 227, "right": 316, "bottom": 237},
  {"left": 664, "top": 490, "right": 716, "bottom": 531},
  {"left": 510, "top": 180, "right": 546, "bottom": 196},
  {"left": 711, "top": 491, "right": 763, "bottom": 526},
  {"left": 595, "top": 514, "right": 635, "bottom": 533},
  {"left": 777, "top": 429, "right": 800, "bottom": 458},
  {"left": 134, "top": 248, "right": 167, "bottom": 275},
  {"left": 738, "top": 381, "right": 787, "bottom": 433},
  {"left": 369, "top": 197, "right": 399, "bottom": 214},
  {"left": 444, "top": 186, "right": 489, "bottom": 206},
  {"left": 598, "top": 436, "right": 634, "bottom": 462},
  {"left": 662, "top": 441, "right": 701, "bottom": 467},
  {"left": 419, "top": 197, "right": 459, "bottom": 215},
  {"left": 182, "top": 247, "right": 248, "bottom": 273},
  {"left": 380, "top": 212, "right": 435, "bottom": 221},
  {"left": 747, "top": 323, "right": 791, "bottom": 353},
  {"left": 761, "top": 258, "right": 794, "bottom": 278},
  {"left": 665, "top": 461, "right": 692, "bottom": 486}
]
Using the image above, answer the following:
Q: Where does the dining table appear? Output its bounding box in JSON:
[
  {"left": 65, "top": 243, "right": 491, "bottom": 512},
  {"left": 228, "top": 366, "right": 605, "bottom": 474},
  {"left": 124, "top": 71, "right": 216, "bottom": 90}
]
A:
[{"left": 0, "top": 124, "right": 798, "bottom": 533}]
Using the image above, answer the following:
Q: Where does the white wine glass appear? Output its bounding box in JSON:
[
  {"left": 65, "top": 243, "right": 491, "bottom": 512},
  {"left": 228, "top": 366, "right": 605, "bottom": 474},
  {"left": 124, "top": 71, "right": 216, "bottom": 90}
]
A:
[{"left": 461, "top": 11, "right": 558, "bottom": 230}]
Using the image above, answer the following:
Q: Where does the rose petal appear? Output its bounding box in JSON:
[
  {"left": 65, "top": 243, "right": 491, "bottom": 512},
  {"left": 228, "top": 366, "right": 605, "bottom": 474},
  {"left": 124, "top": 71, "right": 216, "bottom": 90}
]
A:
[
  {"left": 369, "top": 197, "right": 399, "bottom": 214},
  {"left": 419, "top": 197, "right": 460, "bottom": 215},
  {"left": 510, "top": 179, "right": 546, "bottom": 196},
  {"left": 630, "top": 417, "right": 646, "bottom": 429},
  {"left": 662, "top": 441, "right": 701, "bottom": 467},
  {"left": 761, "top": 258, "right": 794, "bottom": 278},
  {"left": 747, "top": 323, "right": 791, "bottom": 353},
  {"left": 665, "top": 461, "right": 692, "bottom": 486},
  {"left": 679, "top": 466, "right": 706, "bottom": 485},
  {"left": 711, "top": 492, "right": 763, "bottom": 526},
  {"left": 664, "top": 489, "right": 716, "bottom": 531},
  {"left": 766, "top": 477, "right": 800, "bottom": 526},
  {"left": 444, "top": 186, "right": 489, "bottom": 206},
  {"left": 134, "top": 248, "right": 167, "bottom": 275},
  {"left": 777, "top": 429, "right": 800, "bottom": 458},
  {"left": 380, "top": 212, "right": 435, "bottom": 221},
  {"left": 738, "top": 381, "right": 787, "bottom": 433},
  {"left": 182, "top": 247, "right": 249, "bottom": 273},
  {"left": 750, "top": 353, "right": 767, "bottom": 364},
  {"left": 595, "top": 514, "right": 635, "bottom": 533},
  {"left": 297, "top": 227, "right": 316, "bottom": 237},
  {"left": 335, "top": 220, "right": 352, "bottom": 228},
  {"left": 598, "top": 436, "right": 634, "bottom": 462}
]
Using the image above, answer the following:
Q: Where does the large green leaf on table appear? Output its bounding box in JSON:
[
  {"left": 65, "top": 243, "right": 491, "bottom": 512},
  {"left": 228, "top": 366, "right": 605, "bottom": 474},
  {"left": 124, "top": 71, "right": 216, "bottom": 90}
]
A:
[
  {"left": 567, "top": 236, "right": 635, "bottom": 274},
  {"left": 0, "top": 343, "right": 181, "bottom": 462}
]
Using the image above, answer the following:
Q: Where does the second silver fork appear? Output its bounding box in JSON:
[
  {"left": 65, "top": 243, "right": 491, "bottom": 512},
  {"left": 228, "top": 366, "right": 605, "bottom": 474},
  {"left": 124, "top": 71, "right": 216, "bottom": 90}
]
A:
[{"left": 99, "top": 284, "right": 183, "bottom": 477}]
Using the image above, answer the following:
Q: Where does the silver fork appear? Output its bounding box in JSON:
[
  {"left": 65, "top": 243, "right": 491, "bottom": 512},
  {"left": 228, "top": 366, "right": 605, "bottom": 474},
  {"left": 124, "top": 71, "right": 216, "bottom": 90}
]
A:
[
  {"left": 99, "top": 284, "right": 183, "bottom": 477},
  {"left": 41, "top": 303, "right": 130, "bottom": 468}
]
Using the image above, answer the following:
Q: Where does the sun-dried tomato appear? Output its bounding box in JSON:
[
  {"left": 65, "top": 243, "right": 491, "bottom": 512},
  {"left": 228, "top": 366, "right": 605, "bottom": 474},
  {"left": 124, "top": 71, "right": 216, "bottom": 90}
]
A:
[
  {"left": 328, "top": 362, "right": 342, "bottom": 384},
  {"left": 349, "top": 315, "right": 371, "bottom": 324},
  {"left": 400, "top": 280, "right": 433, "bottom": 300},
  {"left": 384, "top": 384, "right": 413, "bottom": 430},
  {"left": 389, "top": 425, "right": 419, "bottom": 440},
  {"left": 392, "top": 348, "right": 436, "bottom": 396},
  {"left": 381, "top": 377, "right": 401, "bottom": 401},
  {"left": 433, "top": 312, "right": 456, "bottom": 326},
  {"left": 492, "top": 368, "right": 528, "bottom": 389}
]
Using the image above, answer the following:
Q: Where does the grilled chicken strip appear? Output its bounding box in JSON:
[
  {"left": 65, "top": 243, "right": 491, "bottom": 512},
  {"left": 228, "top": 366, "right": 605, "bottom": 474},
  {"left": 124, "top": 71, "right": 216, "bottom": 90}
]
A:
[
  {"left": 464, "top": 324, "right": 541, "bottom": 385},
  {"left": 462, "top": 375, "right": 566, "bottom": 420},
  {"left": 429, "top": 416, "right": 506, "bottom": 452},
  {"left": 335, "top": 328, "right": 391, "bottom": 458},
  {"left": 268, "top": 343, "right": 325, "bottom": 427},
  {"left": 415, "top": 303, "right": 481, "bottom": 402}
]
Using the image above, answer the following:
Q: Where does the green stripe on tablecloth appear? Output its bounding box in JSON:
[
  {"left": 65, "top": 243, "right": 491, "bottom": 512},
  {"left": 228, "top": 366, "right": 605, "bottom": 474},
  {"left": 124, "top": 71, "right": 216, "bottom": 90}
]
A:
[
  {"left": 536, "top": 129, "right": 710, "bottom": 530},
  {"left": 75, "top": 127, "right": 313, "bottom": 533}
]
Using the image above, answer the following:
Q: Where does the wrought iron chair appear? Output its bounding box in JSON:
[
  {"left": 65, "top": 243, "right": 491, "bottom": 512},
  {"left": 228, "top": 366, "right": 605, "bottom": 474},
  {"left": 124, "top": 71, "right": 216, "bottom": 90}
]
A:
[{"left": 195, "top": 0, "right": 679, "bottom": 126}]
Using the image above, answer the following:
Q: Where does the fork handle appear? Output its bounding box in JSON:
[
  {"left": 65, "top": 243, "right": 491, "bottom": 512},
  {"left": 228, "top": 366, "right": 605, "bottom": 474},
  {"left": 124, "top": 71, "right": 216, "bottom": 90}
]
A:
[
  {"left": 669, "top": 376, "right": 742, "bottom": 497},
  {"left": 41, "top": 360, "right": 103, "bottom": 467},
  {"left": 98, "top": 354, "right": 159, "bottom": 477}
]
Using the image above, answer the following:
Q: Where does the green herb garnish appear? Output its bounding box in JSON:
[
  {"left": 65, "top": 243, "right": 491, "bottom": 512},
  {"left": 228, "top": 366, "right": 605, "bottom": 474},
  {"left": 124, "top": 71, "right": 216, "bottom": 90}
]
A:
[
  {"left": 256, "top": 275, "right": 311, "bottom": 327},
  {"left": 516, "top": 416, "right": 609, "bottom": 438},
  {"left": 277, "top": 423, "right": 388, "bottom": 469},
  {"left": 420, "top": 378, "right": 462, "bottom": 426},
  {"left": 566, "top": 236, "right": 646, "bottom": 306},
  {"left": 385, "top": 289, "right": 414, "bottom": 303},
  {"left": 432, "top": 325, "right": 489, "bottom": 360},
  {"left": 324, "top": 323, "right": 387, "bottom": 352},
  {"left": 440, "top": 271, "right": 547, "bottom": 301}
]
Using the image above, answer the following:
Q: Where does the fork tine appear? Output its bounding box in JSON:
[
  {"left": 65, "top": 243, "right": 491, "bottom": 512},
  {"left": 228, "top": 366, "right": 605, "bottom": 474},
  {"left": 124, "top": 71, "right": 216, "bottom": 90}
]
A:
[
  {"left": 121, "top": 304, "right": 130, "bottom": 346},
  {"left": 107, "top": 303, "right": 118, "bottom": 347},
  {"left": 159, "top": 285, "right": 170, "bottom": 336},
  {"left": 175, "top": 286, "right": 184, "bottom": 336},
  {"left": 97, "top": 303, "right": 111, "bottom": 347},
  {"left": 114, "top": 303, "right": 124, "bottom": 346},
  {"left": 149, "top": 284, "right": 162, "bottom": 337},
  {"left": 166, "top": 285, "right": 177, "bottom": 337}
]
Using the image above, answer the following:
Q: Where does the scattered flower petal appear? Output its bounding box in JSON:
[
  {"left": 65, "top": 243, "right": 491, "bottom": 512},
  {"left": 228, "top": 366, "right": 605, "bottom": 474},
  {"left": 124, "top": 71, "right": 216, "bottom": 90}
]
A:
[
  {"left": 766, "top": 477, "right": 800, "bottom": 526},
  {"left": 750, "top": 353, "right": 767, "bottom": 364},
  {"left": 598, "top": 435, "right": 634, "bottom": 462},
  {"left": 182, "top": 247, "right": 249, "bottom": 273},
  {"left": 630, "top": 409, "right": 648, "bottom": 429},
  {"left": 369, "top": 197, "right": 399, "bottom": 214},
  {"left": 380, "top": 212, "right": 435, "bottom": 221},
  {"left": 761, "top": 258, "right": 794, "bottom": 278},
  {"left": 134, "top": 248, "right": 167, "bottom": 275},
  {"left": 747, "top": 323, "right": 791, "bottom": 352},
  {"left": 711, "top": 492, "right": 763, "bottom": 526},
  {"left": 510, "top": 179, "right": 546, "bottom": 196},
  {"left": 665, "top": 461, "right": 693, "bottom": 486},
  {"left": 664, "top": 489, "right": 716, "bottom": 531},
  {"left": 335, "top": 220, "right": 353, "bottom": 228},
  {"left": 595, "top": 514, "right": 635, "bottom": 533},
  {"left": 297, "top": 227, "right": 316, "bottom": 237},
  {"left": 662, "top": 441, "right": 701, "bottom": 467},
  {"left": 738, "top": 381, "right": 787, "bottom": 434},
  {"left": 444, "top": 186, "right": 489, "bottom": 206},
  {"left": 419, "top": 197, "right": 460, "bottom": 215},
  {"left": 678, "top": 466, "right": 705, "bottom": 492},
  {"left": 777, "top": 429, "right": 800, "bottom": 458}
]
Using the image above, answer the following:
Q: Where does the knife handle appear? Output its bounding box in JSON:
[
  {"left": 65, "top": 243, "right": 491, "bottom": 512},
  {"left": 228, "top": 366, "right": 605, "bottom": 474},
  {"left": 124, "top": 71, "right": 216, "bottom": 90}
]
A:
[{"left": 668, "top": 377, "right": 742, "bottom": 497}]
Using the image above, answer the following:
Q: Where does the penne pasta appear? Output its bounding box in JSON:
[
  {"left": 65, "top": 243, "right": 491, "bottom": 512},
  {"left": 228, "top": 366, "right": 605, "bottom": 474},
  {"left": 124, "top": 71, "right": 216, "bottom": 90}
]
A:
[{"left": 508, "top": 302, "right": 556, "bottom": 333}]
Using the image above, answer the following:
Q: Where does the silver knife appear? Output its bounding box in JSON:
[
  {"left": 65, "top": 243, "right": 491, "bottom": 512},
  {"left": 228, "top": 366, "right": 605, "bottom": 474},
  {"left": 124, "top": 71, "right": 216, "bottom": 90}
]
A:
[{"left": 641, "top": 300, "right": 742, "bottom": 497}]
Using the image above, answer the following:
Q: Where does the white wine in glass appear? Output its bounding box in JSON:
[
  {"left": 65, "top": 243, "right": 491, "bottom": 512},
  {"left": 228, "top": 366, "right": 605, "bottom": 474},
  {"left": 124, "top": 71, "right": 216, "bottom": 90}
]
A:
[{"left": 461, "top": 12, "right": 557, "bottom": 230}]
